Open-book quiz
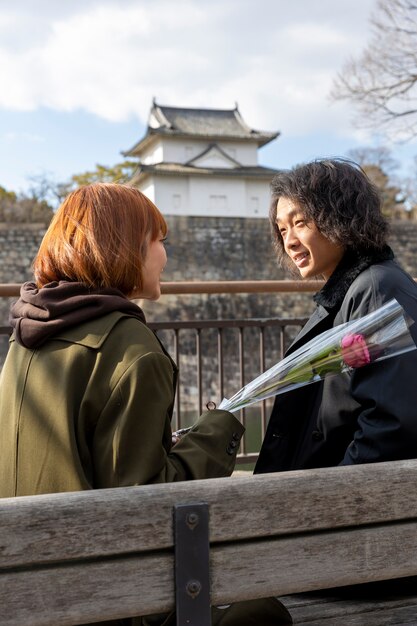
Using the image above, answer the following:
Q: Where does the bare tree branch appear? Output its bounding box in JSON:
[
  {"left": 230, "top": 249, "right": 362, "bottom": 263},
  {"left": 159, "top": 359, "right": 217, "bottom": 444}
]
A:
[{"left": 331, "top": 0, "right": 417, "bottom": 139}]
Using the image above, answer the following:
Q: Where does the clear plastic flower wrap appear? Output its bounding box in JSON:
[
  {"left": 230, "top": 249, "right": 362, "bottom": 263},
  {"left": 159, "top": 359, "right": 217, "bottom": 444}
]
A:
[{"left": 218, "top": 299, "right": 417, "bottom": 414}]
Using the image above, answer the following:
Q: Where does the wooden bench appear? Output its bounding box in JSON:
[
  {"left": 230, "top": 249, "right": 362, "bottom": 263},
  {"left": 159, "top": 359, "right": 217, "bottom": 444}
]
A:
[{"left": 2, "top": 459, "right": 417, "bottom": 625}]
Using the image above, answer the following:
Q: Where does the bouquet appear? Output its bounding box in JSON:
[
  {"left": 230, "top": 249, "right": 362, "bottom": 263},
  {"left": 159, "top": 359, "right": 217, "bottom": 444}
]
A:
[{"left": 218, "top": 299, "right": 416, "bottom": 414}]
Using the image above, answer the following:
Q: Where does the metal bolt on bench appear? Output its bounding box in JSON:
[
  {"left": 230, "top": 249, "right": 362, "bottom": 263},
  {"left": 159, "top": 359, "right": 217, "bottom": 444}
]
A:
[{"left": 174, "top": 502, "right": 211, "bottom": 626}]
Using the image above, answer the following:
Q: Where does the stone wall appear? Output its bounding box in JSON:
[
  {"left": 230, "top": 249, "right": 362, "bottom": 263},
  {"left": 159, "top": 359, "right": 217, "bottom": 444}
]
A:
[
  {"left": 0, "top": 223, "right": 47, "bottom": 324},
  {"left": 140, "top": 216, "right": 417, "bottom": 412},
  {"left": 5, "top": 216, "right": 416, "bottom": 319},
  {"left": 140, "top": 215, "right": 417, "bottom": 323},
  {"left": 1, "top": 216, "right": 417, "bottom": 411},
  {"left": 0, "top": 222, "right": 46, "bottom": 282},
  {"left": 0, "top": 222, "right": 48, "bottom": 368}
]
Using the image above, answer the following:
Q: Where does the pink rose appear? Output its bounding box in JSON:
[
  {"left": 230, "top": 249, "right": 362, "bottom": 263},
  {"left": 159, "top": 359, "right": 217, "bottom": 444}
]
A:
[{"left": 341, "top": 333, "right": 371, "bottom": 369}]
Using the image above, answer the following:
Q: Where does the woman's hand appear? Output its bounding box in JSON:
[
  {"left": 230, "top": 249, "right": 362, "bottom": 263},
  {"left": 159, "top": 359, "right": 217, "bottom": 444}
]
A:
[{"left": 171, "top": 426, "right": 192, "bottom": 446}]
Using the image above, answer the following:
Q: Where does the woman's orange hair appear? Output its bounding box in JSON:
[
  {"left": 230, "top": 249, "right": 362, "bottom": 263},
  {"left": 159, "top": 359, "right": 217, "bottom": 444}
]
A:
[{"left": 33, "top": 183, "right": 167, "bottom": 296}]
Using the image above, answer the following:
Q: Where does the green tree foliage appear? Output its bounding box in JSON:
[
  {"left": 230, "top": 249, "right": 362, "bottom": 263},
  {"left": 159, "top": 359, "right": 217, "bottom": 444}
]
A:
[
  {"left": 401, "top": 155, "right": 417, "bottom": 215},
  {"left": 0, "top": 185, "right": 53, "bottom": 224},
  {"left": 363, "top": 164, "right": 405, "bottom": 217},
  {"left": 27, "top": 174, "right": 73, "bottom": 207},
  {"left": 71, "top": 161, "right": 137, "bottom": 187},
  {"left": 0, "top": 160, "right": 138, "bottom": 221},
  {"left": 348, "top": 147, "right": 406, "bottom": 217}
]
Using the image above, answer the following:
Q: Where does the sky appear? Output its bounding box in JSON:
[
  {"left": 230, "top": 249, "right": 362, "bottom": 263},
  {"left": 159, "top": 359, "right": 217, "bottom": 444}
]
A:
[{"left": 1, "top": 0, "right": 416, "bottom": 196}]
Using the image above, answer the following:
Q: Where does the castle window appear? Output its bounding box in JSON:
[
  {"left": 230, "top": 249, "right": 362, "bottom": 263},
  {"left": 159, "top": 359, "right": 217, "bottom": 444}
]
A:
[
  {"left": 209, "top": 195, "right": 227, "bottom": 210},
  {"left": 250, "top": 196, "right": 259, "bottom": 214}
]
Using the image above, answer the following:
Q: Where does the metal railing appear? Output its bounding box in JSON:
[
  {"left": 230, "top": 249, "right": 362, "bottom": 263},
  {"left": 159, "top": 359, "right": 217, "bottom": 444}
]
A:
[
  {"left": 150, "top": 316, "right": 306, "bottom": 465},
  {"left": 0, "top": 281, "right": 313, "bottom": 464},
  {"left": 0, "top": 280, "right": 324, "bottom": 298}
]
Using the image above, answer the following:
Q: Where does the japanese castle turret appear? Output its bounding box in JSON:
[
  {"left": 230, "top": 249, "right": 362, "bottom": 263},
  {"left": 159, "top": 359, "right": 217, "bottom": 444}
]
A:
[{"left": 123, "top": 100, "right": 280, "bottom": 218}]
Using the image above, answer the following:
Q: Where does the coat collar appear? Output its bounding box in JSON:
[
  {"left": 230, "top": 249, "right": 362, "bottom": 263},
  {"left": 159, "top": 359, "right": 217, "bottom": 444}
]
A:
[
  {"left": 287, "top": 246, "right": 395, "bottom": 354},
  {"left": 287, "top": 304, "right": 331, "bottom": 353},
  {"left": 313, "top": 246, "right": 395, "bottom": 312}
]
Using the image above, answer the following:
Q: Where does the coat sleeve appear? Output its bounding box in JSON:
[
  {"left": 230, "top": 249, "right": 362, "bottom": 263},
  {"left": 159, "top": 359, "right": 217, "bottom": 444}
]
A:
[
  {"left": 338, "top": 268, "right": 417, "bottom": 465},
  {"left": 91, "top": 351, "right": 244, "bottom": 488}
]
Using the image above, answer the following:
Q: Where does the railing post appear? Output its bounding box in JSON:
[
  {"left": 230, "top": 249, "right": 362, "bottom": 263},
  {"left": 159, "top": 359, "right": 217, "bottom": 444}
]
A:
[
  {"left": 259, "top": 325, "right": 267, "bottom": 438},
  {"left": 174, "top": 502, "right": 211, "bottom": 626},
  {"left": 174, "top": 328, "right": 181, "bottom": 429},
  {"left": 238, "top": 326, "right": 246, "bottom": 453},
  {"left": 217, "top": 328, "right": 224, "bottom": 402},
  {"left": 196, "top": 329, "right": 203, "bottom": 414}
]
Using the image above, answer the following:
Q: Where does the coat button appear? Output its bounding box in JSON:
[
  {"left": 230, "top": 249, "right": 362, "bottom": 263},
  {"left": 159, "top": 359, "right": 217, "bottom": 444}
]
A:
[
  {"left": 272, "top": 431, "right": 285, "bottom": 439},
  {"left": 312, "top": 430, "right": 324, "bottom": 441},
  {"left": 232, "top": 432, "right": 240, "bottom": 441},
  {"left": 226, "top": 445, "right": 234, "bottom": 455}
]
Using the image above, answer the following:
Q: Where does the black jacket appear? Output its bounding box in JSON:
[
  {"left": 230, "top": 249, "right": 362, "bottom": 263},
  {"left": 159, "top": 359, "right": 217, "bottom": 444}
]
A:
[{"left": 255, "top": 248, "right": 417, "bottom": 473}]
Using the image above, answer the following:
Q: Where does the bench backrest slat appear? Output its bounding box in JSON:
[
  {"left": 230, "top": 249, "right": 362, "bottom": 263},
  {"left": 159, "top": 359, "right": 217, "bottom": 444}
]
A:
[
  {"left": 1, "top": 460, "right": 417, "bottom": 625},
  {"left": 0, "top": 553, "right": 172, "bottom": 626},
  {"left": 2, "top": 460, "right": 417, "bottom": 569},
  {"left": 2, "top": 520, "right": 417, "bottom": 625}
]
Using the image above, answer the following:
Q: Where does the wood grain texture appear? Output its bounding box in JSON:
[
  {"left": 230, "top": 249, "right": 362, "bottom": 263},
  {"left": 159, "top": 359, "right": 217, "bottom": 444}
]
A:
[
  {"left": 2, "top": 460, "right": 417, "bottom": 568},
  {"left": 2, "top": 460, "right": 417, "bottom": 624},
  {"left": 0, "top": 554, "right": 174, "bottom": 626},
  {"left": 209, "top": 521, "right": 417, "bottom": 604},
  {"left": 280, "top": 578, "right": 417, "bottom": 625},
  {"left": 1, "top": 521, "right": 417, "bottom": 623}
]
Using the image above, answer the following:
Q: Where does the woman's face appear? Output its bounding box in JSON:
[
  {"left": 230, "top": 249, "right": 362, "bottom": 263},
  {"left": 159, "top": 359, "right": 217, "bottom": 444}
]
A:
[
  {"left": 276, "top": 197, "right": 345, "bottom": 280},
  {"left": 140, "top": 234, "right": 167, "bottom": 300}
]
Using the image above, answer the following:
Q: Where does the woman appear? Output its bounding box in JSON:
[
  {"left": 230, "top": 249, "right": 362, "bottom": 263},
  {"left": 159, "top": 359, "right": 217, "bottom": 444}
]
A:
[
  {"left": 0, "top": 183, "right": 245, "bottom": 496},
  {"left": 0, "top": 183, "right": 292, "bottom": 626},
  {"left": 255, "top": 159, "right": 417, "bottom": 474}
]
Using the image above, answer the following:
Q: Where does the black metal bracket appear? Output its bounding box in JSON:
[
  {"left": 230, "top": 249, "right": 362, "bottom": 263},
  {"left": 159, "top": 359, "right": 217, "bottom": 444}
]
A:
[{"left": 174, "top": 502, "right": 211, "bottom": 626}]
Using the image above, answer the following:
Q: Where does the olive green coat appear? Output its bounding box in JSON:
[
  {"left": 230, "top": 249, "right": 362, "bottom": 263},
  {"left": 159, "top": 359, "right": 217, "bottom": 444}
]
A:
[{"left": 0, "top": 312, "right": 244, "bottom": 497}]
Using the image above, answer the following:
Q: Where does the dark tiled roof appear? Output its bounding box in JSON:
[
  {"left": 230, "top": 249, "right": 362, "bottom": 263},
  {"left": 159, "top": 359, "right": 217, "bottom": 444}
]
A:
[
  {"left": 153, "top": 103, "right": 277, "bottom": 141},
  {"left": 123, "top": 102, "right": 279, "bottom": 155},
  {"left": 130, "top": 162, "right": 280, "bottom": 185}
]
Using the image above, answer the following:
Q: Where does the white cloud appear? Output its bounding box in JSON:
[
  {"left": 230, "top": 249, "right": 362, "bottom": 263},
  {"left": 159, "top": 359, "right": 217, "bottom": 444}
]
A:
[
  {"left": 0, "top": 0, "right": 377, "bottom": 137},
  {"left": 3, "top": 131, "right": 44, "bottom": 143},
  {"left": 285, "top": 23, "right": 349, "bottom": 47}
]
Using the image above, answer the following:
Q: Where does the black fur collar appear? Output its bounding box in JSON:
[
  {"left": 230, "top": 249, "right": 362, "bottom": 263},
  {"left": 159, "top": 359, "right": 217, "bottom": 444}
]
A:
[{"left": 313, "top": 246, "right": 395, "bottom": 311}]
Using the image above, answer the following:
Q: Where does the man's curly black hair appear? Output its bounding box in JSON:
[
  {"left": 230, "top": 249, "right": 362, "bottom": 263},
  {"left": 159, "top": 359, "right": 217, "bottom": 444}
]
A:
[{"left": 269, "top": 158, "right": 390, "bottom": 272}]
